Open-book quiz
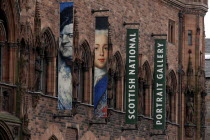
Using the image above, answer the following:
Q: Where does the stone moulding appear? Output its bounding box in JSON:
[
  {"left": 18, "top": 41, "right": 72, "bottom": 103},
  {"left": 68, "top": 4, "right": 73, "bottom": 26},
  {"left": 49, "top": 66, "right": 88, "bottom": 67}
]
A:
[{"left": 161, "top": 0, "right": 208, "bottom": 14}]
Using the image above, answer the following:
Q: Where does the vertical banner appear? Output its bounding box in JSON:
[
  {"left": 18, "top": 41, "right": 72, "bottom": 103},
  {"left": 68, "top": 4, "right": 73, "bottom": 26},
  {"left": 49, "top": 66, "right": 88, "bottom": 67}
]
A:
[
  {"left": 125, "top": 29, "right": 138, "bottom": 124},
  {"left": 58, "top": 2, "right": 74, "bottom": 110},
  {"left": 153, "top": 39, "right": 166, "bottom": 129},
  {"left": 93, "top": 17, "right": 109, "bottom": 117}
]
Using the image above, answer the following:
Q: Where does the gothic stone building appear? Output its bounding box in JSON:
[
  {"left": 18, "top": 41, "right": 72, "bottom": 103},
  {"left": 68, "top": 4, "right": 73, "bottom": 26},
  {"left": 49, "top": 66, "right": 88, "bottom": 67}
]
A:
[{"left": 0, "top": 0, "right": 208, "bottom": 140}]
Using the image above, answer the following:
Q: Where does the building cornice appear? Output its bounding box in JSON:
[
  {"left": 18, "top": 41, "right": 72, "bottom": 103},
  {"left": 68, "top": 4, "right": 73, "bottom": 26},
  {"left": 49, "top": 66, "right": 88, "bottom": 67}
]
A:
[{"left": 162, "top": 0, "right": 208, "bottom": 15}]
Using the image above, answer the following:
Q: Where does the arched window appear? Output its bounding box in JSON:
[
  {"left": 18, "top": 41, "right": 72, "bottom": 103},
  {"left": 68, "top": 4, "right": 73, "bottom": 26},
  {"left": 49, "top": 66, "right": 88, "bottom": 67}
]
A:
[
  {"left": 0, "top": 20, "right": 6, "bottom": 80},
  {"left": 0, "top": 20, "right": 9, "bottom": 82},
  {"left": 78, "top": 40, "right": 91, "bottom": 103},
  {"left": 109, "top": 51, "right": 124, "bottom": 110},
  {"left": 138, "top": 61, "right": 152, "bottom": 116},
  {"left": 38, "top": 28, "right": 56, "bottom": 96},
  {"left": 166, "top": 70, "right": 177, "bottom": 122}
]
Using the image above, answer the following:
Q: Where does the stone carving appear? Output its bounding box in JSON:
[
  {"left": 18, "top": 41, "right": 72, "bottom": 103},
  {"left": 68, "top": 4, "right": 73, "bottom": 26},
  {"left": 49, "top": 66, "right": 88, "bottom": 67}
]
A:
[
  {"left": 20, "top": 48, "right": 29, "bottom": 86},
  {"left": 22, "top": 112, "right": 31, "bottom": 139},
  {"left": 12, "top": 126, "right": 19, "bottom": 136},
  {"left": 2, "top": 91, "right": 9, "bottom": 111},
  {"left": 186, "top": 97, "right": 194, "bottom": 124},
  {"left": 200, "top": 91, "right": 206, "bottom": 138},
  {"left": 185, "top": 124, "right": 195, "bottom": 138}
]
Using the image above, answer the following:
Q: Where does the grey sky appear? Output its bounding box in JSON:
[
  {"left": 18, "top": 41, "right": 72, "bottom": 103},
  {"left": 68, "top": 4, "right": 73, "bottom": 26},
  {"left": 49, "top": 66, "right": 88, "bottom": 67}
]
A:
[{"left": 205, "top": 0, "right": 210, "bottom": 38}]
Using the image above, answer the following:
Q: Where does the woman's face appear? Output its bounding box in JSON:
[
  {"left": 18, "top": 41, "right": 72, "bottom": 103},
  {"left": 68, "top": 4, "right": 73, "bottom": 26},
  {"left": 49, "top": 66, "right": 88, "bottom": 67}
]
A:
[{"left": 94, "top": 34, "right": 108, "bottom": 69}]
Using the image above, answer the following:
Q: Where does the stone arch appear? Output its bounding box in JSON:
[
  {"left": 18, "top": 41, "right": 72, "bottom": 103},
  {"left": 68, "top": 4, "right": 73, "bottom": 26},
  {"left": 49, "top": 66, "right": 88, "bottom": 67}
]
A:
[
  {"left": 142, "top": 61, "right": 152, "bottom": 85},
  {"left": 113, "top": 51, "right": 124, "bottom": 77},
  {"left": 78, "top": 39, "right": 92, "bottom": 103},
  {"left": 41, "top": 124, "right": 64, "bottom": 140},
  {"left": 49, "top": 135, "right": 58, "bottom": 140},
  {"left": 37, "top": 27, "right": 57, "bottom": 96},
  {"left": 0, "top": 120, "right": 13, "bottom": 140},
  {"left": 166, "top": 70, "right": 177, "bottom": 122},
  {"left": 0, "top": 13, "right": 9, "bottom": 82},
  {"left": 109, "top": 51, "right": 124, "bottom": 110},
  {"left": 138, "top": 60, "right": 152, "bottom": 116},
  {"left": 167, "top": 70, "right": 177, "bottom": 92},
  {"left": 19, "top": 24, "right": 34, "bottom": 48},
  {"left": 0, "top": 0, "right": 16, "bottom": 42},
  {"left": 0, "top": 19, "right": 7, "bottom": 41},
  {"left": 80, "top": 39, "right": 92, "bottom": 68},
  {"left": 41, "top": 27, "right": 56, "bottom": 58},
  {"left": 0, "top": 19, "right": 7, "bottom": 81}
]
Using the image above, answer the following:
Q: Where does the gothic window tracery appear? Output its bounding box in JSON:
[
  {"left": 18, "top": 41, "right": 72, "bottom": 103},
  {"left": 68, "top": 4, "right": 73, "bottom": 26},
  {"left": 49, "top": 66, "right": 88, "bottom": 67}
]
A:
[
  {"left": 78, "top": 40, "right": 91, "bottom": 103},
  {"left": 166, "top": 70, "right": 177, "bottom": 122},
  {"left": 34, "top": 28, "right": 56, "bottom": 96},
  {"left": 138, "top": 61, "right": 151, "bottom": 116},
  {"left": 0, "top": 20, "right": 9, "bottom": 82},
  {"left": 0, "top": 21, "right": 6, "bottom": 80},
  {"left": 109, "top": 51, "right": 123, "bottom": 110}
]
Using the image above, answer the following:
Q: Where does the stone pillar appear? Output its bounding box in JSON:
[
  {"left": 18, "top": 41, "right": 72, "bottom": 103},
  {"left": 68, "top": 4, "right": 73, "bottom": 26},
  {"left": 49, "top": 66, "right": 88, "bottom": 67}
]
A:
[{"left": 8, "top": 42, "right": 18, "bottom": 84}]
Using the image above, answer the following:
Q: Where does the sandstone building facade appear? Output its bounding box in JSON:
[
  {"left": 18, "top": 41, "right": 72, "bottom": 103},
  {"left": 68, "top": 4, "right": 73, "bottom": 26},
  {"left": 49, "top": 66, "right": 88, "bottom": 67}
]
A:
[{"left": 0, "top": 0, "right": 208, "bottom": 140}]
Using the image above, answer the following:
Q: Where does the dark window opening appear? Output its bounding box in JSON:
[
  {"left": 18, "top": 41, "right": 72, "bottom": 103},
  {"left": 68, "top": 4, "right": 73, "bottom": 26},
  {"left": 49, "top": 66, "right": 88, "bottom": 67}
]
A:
[{"left": 188, "top": 30, "right": 192, "bottom": 46}]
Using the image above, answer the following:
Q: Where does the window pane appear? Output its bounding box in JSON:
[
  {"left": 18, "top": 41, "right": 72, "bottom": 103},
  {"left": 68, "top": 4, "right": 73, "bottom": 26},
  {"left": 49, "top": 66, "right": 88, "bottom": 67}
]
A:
[{"left": 188, "top": 30, "right": 192, "bottom": 45}]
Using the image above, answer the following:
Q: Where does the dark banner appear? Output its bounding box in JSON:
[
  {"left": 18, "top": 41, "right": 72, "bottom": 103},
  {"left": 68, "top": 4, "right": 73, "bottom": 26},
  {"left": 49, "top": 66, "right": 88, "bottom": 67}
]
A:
[
  {"left": 93, "top": 17, "right": 109, "bottom": 117},
  {"left": 153, "top": 39, "right": 166, "bottom": 129},
  {"left": 125, "top": 29, "right": 138, "bottom": 124},
  {"left": 58, "top": 2, "right": 74, "bottom": 110}
]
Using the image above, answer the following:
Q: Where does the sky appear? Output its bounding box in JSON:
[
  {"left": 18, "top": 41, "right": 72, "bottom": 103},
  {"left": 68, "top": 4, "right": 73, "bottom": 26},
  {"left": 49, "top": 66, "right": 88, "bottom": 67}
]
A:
[{"left": 205, "top": 0, "right": 210, "bottom": 38}]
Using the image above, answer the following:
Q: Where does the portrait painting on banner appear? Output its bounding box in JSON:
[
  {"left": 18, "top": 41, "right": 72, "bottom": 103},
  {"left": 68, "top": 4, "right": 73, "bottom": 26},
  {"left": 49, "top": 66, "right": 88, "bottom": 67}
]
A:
[{"left": 58, "top": 2, "right": 74, "bottom": 110}]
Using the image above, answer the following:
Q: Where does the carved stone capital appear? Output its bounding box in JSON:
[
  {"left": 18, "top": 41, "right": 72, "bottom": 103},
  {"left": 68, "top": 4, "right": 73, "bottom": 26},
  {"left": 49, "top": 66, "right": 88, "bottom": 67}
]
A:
[
  {"left": 12, "top": 126, "right": 19, "bottom": 136},
  {"left": 0, "top": 41, "right": 7, "bottom": 46}
]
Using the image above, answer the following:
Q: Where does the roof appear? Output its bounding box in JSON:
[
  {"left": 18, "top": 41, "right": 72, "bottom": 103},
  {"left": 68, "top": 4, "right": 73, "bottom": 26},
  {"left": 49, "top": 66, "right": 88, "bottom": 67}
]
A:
[{"left": 0, "top": 112, "right": 22, "bottom": 124}]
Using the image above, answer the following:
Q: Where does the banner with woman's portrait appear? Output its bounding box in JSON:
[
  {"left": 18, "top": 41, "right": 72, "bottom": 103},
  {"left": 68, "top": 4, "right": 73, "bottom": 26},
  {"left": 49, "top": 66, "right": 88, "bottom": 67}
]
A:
[
  {"left": 93, "top": 17, "right": 109, "bottom": 117},
  {"left": 58, "top": 2, "right": 74, "bottom": 110}
]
